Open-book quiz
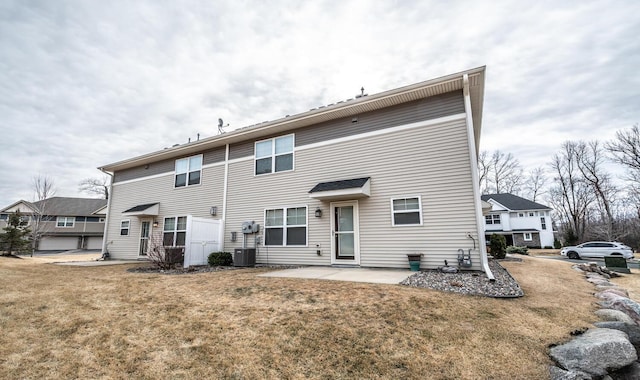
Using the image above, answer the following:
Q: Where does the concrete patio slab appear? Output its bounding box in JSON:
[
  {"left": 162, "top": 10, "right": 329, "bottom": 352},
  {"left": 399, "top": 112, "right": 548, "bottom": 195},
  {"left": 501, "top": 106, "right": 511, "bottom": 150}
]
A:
[
  {"left": 258, "top": 267, "right": 413, "bottom": 284},
  {"left": 55, "top": 260, "right": 139, "bottom": 266}
]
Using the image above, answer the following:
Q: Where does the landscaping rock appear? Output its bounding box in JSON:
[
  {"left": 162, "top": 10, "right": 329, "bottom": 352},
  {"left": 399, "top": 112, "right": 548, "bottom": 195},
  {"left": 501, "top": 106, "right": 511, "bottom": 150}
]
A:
[
  {"left": 609, "top": 361, "right": 640, "bottom": 380},
  {"left": 593, "top": 321, "right": 640, "bottom": 347},
  {"left": 608, "top": 297, "right": 640, "bottom": 325},
  {"left": 596, "top": 292, "right": 628, "bottom": 303},
  {"left": 550, "top": 328, "right": 637, "bottom": 376},
  {"left": 598, "top": 288, "right": 630, "bottom": 298},
  {"left": 596, "top": 309, "right": 636, "bottom": 325},
  {"left": 549, "top": 365, "right": 591, "bottom": 380}
]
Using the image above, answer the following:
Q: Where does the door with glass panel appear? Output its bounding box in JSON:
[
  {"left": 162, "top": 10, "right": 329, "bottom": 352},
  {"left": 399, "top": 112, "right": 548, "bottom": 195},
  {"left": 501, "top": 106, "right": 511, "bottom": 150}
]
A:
[
  {"left": 331, "top": 201, "right": 360, "bottom": 265},
  {"left": 139, "top": 220, "right": 151, "bottom": 256}
]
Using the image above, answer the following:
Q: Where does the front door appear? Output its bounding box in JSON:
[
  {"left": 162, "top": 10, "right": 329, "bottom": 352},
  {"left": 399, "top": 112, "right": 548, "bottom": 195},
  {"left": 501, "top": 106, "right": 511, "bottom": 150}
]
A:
[
  {"left": 139, "top": 220, "right": 151, "bottom": 256},
  {"left": 331, "top": 201, "right": 360, "bottom": 265}
]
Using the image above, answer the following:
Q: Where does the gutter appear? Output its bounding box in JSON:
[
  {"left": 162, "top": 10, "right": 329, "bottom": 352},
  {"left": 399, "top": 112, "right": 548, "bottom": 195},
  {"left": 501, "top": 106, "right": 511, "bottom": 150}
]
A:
[
  {"left": 99, "top": 168, "right": 114, "bottom": 256},
  {"left": 463, "top": 73, "right": 494, "bottom": 281}
]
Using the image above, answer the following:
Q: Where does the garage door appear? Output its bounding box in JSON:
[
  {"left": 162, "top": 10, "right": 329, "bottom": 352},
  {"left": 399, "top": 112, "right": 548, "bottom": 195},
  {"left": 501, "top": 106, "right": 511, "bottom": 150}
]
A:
[
  {"left": 39, "top": 237, "right": 78, "bottom": 251},
  {"left": 86, "top": 237, "right": 103, "bottom": 250}
]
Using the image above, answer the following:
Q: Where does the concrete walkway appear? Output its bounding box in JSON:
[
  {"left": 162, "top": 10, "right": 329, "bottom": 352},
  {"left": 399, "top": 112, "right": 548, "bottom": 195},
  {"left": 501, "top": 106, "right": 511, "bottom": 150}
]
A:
[{"left": 259, "top": 267, "right": 413, "bottom": 284}]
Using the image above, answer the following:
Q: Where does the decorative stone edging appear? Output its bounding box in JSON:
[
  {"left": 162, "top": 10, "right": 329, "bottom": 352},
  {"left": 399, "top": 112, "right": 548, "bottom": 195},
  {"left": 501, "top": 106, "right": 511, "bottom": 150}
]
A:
[{"left": 549, "top": 263, "right": 640, "bottom": 379}]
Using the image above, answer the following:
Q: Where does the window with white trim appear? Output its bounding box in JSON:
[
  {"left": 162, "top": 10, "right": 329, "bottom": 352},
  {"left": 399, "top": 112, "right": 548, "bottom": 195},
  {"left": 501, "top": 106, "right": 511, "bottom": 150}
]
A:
[
  {"left": 518, "top": 212, "right": 525, "bottom": 217},
  {"left": 163, "top": 216, "right": 187, "bottom": 246},
  {"left": 540, "top": 217, "right": 547, "bottom": 230},
  {"left": 120, "top": 220, "right": 130, "bottom": 236},
  {"left": 175, "top": 155, "right": 202, "bottom": 187},
  {"left": 528, "top": 212, "right": 535, "bottom": 217},
  {"left": 391, "top": 197, "right": 423, "bottom": 226},
  {"left": 255, "top": 135, "right": 294, "bottom": 175},
  {"left": 485, "top": 214, "right": 501, "bottom": 225},
  {"left": 524, "top": 232, "right": 532, "bottom": 241},
  {"left": 56, "top": 216, "right": 75, "bottom": 228},
  {"left": 264, "top": 206, "right": 307, "bottom": 246}
]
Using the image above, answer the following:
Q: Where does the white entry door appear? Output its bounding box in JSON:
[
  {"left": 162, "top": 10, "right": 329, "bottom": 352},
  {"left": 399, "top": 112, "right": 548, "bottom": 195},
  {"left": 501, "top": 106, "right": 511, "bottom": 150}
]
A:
[
  {"left": 138, "top": 219, "right": 152, "bottom": 256},
  {"left": 330, "top": 201, "right": 360, "bottom": 265}
]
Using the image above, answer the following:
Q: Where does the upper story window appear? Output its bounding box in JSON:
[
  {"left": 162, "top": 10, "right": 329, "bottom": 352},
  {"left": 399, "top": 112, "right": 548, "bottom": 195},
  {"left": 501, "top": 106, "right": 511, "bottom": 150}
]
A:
[
  {"left": 518, "top": 212, "right": 525, "bottom": 218},
  {"left": 255, "top": 134, "right": 294, "bottom": 175},
  {"left": 175, "top": 155, "right": 202, "bottom": 187},
  {"left": 56, "top": 216, "right": 75, "bottom": 228},
  {"left": 485, "top": 214, "right": 501, "bottom": 225},
  {"left": 163, "top": 216, "right": 187, "bottom": 246},
  {"left": 264, "top": 206, "right": 307, "bottom": 246},
  {"left": 528, "top": 212, "right": 535, "bottom": 217},
  {"left": 391, "top": 197, "right": 423, "bottom": 226},
  {"left": 120, "top": 220, "right": 130, "bottom": 236},
  {"left": 540, "top": 217, "right": 547, "bottom": 230}
]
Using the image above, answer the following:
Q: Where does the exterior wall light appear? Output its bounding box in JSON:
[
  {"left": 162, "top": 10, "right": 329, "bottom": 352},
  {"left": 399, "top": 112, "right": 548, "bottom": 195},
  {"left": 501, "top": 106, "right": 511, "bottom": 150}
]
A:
[
  {"left": 315, "top": 208, "right": 322, "bottom": 218},
  {"left": 210, "top": 206, "right": 217, "bottom": 216},
  {"left": 152, "top": 220, "right": 159, "bottom": 227}
]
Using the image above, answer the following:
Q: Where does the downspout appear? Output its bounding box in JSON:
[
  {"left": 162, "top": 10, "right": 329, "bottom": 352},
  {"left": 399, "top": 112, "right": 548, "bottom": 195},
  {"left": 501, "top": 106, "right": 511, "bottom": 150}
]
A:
[
  {"left": 221, "top": 144, "right": 230, "bottom": 251},
  {"left": 99, "top": 168, "right": 114, "bottom": 256},
  {"left": 463, "top": 73, "right": 494, "bottom": 281}
]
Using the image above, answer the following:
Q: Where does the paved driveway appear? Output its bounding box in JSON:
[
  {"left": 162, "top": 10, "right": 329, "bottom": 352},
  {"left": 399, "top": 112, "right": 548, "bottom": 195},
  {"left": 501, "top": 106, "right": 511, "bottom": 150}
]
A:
[{"left": 538, "top": 254, "right": 640, "bottom": 269}]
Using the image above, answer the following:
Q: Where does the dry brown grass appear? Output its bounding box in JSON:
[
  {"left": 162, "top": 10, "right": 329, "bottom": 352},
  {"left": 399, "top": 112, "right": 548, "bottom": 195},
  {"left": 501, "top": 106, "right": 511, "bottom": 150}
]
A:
[{"left": 0, "top": 255, "right": 602, "bottom": 379}]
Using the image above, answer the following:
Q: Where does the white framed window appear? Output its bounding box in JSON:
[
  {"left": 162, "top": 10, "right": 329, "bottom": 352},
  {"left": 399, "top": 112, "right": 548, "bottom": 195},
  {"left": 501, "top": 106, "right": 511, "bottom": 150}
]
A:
[
  {"left": 163, "top": 216, "right": 187, "bottom": 246},
  {"left": 540, "top": 217, "right": 547, "bottom": 230},
  {"left": 120, "top": 220, "right": 130, "bottom": 236},
  {"left": 518, "top": 212, "right": 525, "bottom": 217},
  {"left": 56, "top": 216, "right": 75, "bottom": 228},
  {"left": 175, "top": 155, "right": 202, "bottom": 187},
  {"left": 264, "top": 206, "right": 307, "bottom": 246},
  {"left": 524, "top": 232, "right": 532, "bottom": 241},
  {"left": 391, "top": 196, "right": 423, "bottom": 226},
  {"left": 528, "top": 212, "right": 535, "bottom": 217},
  {"left": 255, "top": 134, "right": 294, "bottom": 175},
  {"left": 485, "top": 214, "right": 501, "bottom": 225}
]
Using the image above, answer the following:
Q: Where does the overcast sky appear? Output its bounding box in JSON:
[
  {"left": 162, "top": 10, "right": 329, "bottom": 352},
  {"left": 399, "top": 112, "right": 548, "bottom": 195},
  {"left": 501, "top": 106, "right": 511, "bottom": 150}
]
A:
[{"left": 1, "top": 0, "right": 639, "bottom": 207}]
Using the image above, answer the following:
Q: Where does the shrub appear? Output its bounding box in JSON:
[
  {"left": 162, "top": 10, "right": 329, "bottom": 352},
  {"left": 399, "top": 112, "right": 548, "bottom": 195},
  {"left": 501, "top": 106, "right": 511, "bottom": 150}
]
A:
[
  {"left": 208, "top": 251, "right": 232, "bottom": 266},
  {"left": 553, "top": 239, "right": 562, "bottom": 249},
  {"left": 489, "top": 234, "right": 507, "bottom": 259},
  {"left": 506, "top": 246, "right": 529, "bottom": 255}
]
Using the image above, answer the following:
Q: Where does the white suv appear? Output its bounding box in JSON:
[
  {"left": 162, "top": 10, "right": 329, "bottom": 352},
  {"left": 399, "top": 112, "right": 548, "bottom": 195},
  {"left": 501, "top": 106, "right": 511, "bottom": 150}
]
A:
[{"left": 560, "top": 241, "right": 634, "bottom": 260}]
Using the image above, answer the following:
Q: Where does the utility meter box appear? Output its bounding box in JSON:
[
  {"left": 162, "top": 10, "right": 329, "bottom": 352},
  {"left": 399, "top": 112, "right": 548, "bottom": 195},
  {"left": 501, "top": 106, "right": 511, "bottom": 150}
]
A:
[
  {"left": 241, "top": 221, "right": 260, "bottom": 234},
  {"left": 233, "top": 248, "right": 256, "bottom": 267}
]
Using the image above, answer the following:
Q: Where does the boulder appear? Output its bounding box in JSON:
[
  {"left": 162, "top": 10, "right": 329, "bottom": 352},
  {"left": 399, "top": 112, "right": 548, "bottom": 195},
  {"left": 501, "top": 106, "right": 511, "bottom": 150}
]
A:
[
  {"left": 609, "top": 297, "right": 640, "bottom": 325},
  {"left": 609, "top": 361, "right": 640, "bottom": 380},
  {"left": 549, "top": 365, "right": 591, "bottom": 380},
  {"left": 550, "top": 328, "right": 637, "bottom": 376},
  {"left": 594, "top": 321, "right": 640, "bottom": 347},
  {"left": 596, "top": 309, "right": 636, "bottom": 325},
  {"left": 596, "top": 292, "right": 627, "bottom": 302},
  {"left": 598, "top": 288, "right": 630, "bottom": 298}
]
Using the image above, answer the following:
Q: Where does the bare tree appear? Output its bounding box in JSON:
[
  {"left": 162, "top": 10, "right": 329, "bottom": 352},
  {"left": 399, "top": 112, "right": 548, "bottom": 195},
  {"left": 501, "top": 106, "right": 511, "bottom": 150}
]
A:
[
  {"left": 30, "top": 175, "right": 57, "bottom": 256},
  {"left": 79, "top": 176, "right": 110, "bottom": 199},
  {"left": 547, "top": 142, "right": 594, "bottom": 244},
  {"left": 606, "top": 124, "right": 640, "bottom": 217},
  {"left": 575, "top": 141, "right": 617, "bottom": 240},
  {"left": 523, "top": 167, "right": 547, "bottom": 202},
  {"left": 478, "top": 150, "right": 491, "bottom": 193},
  {"left": 478, "top": 150, "right": 523, "bottom": 194}
]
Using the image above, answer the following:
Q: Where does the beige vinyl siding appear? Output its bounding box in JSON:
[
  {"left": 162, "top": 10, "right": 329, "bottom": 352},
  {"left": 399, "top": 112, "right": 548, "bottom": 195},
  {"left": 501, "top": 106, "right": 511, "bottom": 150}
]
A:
[
  {"left": 45, "top": 219, "right": 105, "bottom": 234},
  {"left": 224, "top": 115, "right": 482, "bottom": 269},
  {"left": 113, "top": 146, "right": 226, "bottom": 183},
  {"left": 107, "top": 165, "right": 225, "bottom": 259},
  {"left": 228, "top": 91, "right": 464, "bottom": 160}
]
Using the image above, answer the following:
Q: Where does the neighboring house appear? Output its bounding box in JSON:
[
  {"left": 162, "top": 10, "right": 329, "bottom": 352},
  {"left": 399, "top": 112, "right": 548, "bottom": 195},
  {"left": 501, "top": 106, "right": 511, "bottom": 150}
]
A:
[
  {"left": 0, "top": 197, "right": 107, "bottom": 251},
  {"left": 481, "top": 193, "right": 554, "bottom": 248},
  {"left": 99, "top": 66, "right": 494, "bottom": 276}
]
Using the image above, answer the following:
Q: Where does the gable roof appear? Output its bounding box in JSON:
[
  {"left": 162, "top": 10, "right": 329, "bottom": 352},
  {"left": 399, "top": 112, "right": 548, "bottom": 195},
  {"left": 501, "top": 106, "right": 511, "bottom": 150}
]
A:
[
  {"left": 99, "top": 66, "right": 485, "bottom": 172},
  {"left": 1, "top": 197, "right": 108, "bottom": 216},
  {"left": 480, "top": 193, "right": 551, "bottom": 211}
]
